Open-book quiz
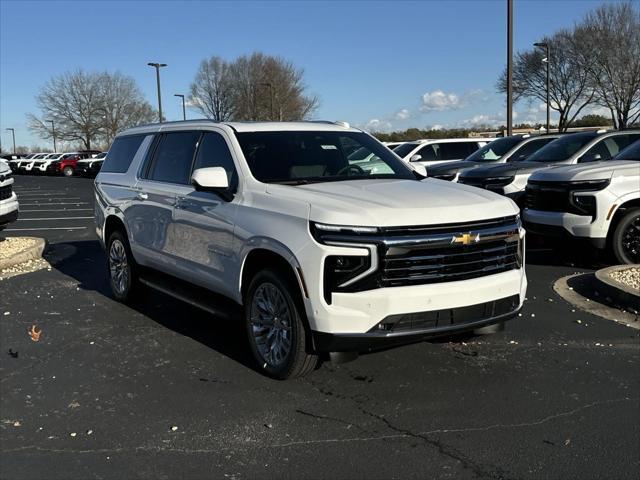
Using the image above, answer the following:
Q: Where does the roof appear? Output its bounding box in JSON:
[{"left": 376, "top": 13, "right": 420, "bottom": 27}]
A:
[{"left": 122, "top": 119, "right": 361, "bottom": 136}]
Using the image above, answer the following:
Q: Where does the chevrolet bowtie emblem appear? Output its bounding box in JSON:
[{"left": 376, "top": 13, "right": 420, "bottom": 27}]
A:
[{"left": 451, "top": 233, "right": 480, "bottom": 246}]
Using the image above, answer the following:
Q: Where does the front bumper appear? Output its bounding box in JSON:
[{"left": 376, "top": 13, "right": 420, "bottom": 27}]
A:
[
  {"left": 312, "top": 297, "right": 521, "bottom": 352},
  {"left": 0, "top": 197, "right": 19, "bottom": 228},
  {"left": 523, "top": 208, "right": 607, "bottom": 248}
]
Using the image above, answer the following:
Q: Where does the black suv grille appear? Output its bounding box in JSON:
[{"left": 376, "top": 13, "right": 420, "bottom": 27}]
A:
[
  {"left": 0, "top": 184, "right": 12, "bottom": 201},
  {"left": 318, "top": 216, "right": 522, "bottom": 293},
  {"left": 525, "top": 181, "right": 571, "bottom": 212},
  {"left": 459, "top": 176, "right": 514, "bottom": 193}
]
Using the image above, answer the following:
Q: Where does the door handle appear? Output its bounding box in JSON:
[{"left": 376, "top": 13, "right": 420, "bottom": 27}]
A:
[{"left": 136, "top": 192, "right": 148, "bottom": 201}]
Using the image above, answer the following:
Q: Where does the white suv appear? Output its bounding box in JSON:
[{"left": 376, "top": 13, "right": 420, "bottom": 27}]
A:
[
  {"left": 95, "top": 121, "right": 527, "bottom": 379},
  {"left": 523, "top": 140, "right": 640, "bottom": 264},
  {"left": 0, "top": 161, "right": 19, "bottom": 231},
  {"left": 393, "top": 138, "right": 493, "bottom": 168}
]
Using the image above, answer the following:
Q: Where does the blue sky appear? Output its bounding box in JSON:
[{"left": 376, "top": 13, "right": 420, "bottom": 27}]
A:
[{"left": 1, "top": 0, "right": 607, "bottom": 148}]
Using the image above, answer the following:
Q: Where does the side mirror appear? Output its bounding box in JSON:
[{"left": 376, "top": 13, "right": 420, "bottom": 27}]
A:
[
  {"left": 191, "top": 167, "right": 233, "bottom": 201},
  {"left": 409, "top": 154, "right": 423, "bottom": 162},
  {"left": 412, "top": 163, "right": 427, "bottom": 178}
]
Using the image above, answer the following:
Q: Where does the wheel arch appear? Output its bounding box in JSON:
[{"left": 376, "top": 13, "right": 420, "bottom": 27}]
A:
[{"left": 607, "top": 197, "right": 640, "bottom": 243}]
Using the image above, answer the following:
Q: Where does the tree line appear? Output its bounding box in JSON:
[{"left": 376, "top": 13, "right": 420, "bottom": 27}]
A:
[
  {"left": 498, "top": 2, "right": 640, "bottom": 131},
  {"left": 26, "top": 52, "right": 317, "bottom": 151}
]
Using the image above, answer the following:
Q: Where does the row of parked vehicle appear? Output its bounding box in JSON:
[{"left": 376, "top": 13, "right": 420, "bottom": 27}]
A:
[{"left": 3, "top": 151, "right": 107, "bottom": 177}]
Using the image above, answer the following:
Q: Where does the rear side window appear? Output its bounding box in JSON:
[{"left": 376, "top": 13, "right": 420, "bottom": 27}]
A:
[
  {"left": 102, "top": 135, "right": 145, "bottom": 173},
  {"left": 193, "top": 132, "right": 238, "bottom": 188},
  {"left": 439, "top": 142, "right": 477, "bottom": 160},
  {"left": 147, "top": 131, "right": 201, "bottom": 184}
]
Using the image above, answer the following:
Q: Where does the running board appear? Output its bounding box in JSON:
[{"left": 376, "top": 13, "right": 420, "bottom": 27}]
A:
[{"left": 138, "top": 270, "right": 240, "bottom": 321}]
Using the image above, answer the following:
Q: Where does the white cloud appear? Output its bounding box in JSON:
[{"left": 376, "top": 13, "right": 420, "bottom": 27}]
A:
[
  {"left": 395, "top": 108, "right": 411, "bottom": 120},
  {"left": 363, "top": 118, "right": 392, "bottom": 131},
  {"left": 420, "top": 90, "right": 462, "bottom": 112},
  {"left": 429, "top": 124, "right": 444, "bottom": 131},
  {"left": 419, "top": 89, "right": 487, "bottom": 113}
]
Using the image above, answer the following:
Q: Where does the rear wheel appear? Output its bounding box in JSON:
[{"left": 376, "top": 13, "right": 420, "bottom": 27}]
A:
[
  {"left": 63, "top": 166, "right": 74, "bottom": 177},
  {"left": 107, "top": 230, "right": 139, "bottom": 302},
  {"left": 245, "top": 269, "right": 318, "bottom": 379},
  {"left": 611, "top": 208, "right": 640, "bottom": 264}
]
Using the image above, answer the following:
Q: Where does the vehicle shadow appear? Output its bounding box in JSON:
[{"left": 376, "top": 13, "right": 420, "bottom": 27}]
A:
[{"left": 46, "top": 240, "right": 258, "bottom": 374}]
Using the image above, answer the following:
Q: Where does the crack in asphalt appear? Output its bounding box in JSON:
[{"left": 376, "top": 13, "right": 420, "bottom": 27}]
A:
[{"left": 295, "top": 408, "right": 367, "bottom": 433}]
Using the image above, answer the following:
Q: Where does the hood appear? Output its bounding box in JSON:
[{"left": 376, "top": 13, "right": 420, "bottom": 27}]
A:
[
  {"left": 460, "top": 161, "right": 558, "bottom": 179},
  {"left": 529, "top": 160, "right": 639, "bottom": 182},
  {"left": 265, "top": 179, "right": 518, "bottom": 227}
]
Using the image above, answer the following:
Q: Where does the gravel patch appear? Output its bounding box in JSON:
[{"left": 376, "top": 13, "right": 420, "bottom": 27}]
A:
[
  {"left": 610, "top": 267, "right": 640, "bottom": 292},
  {"left": 0, "top": 237, "right": 40, "bottom": 260},
  {"left": 0, "top": 257, "right": 50, "bottom": 280}
]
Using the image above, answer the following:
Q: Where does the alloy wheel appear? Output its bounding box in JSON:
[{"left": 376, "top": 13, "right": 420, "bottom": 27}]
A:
[
  {"left": 109, "top": 239, "right": 129, "bottom": 295},
  {"left": 250, "top": 282, "right": 293, "bottom": 367},
  {"left": 621, "top": 214, "right": 640, "bottom": 263}
]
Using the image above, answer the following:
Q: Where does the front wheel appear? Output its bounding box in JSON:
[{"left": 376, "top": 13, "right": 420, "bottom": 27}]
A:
[
  {"left": 63, "top": 166, "right": 74, "bottom": 177},
  {"left": 107, "top": 230, "right": 139, "bottom": 302},
  {"left": 611, "top": 208, "right": 640, "bottom": 264},
  {"left": 245, "top": 269, "right": 318, "bottom": 379}
]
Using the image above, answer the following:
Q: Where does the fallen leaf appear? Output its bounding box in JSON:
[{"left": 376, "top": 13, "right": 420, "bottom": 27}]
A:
[{"left": 28, "top": 325, "right": 41, "bottom": 342}]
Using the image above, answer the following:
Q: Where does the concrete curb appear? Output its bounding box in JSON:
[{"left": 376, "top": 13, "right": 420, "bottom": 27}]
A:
[
  {"left": 0, "top": 237, "right": 47, "bottom": 271},
  {"left": 595, "top": 265, "right": 640, "bottom": 314}
]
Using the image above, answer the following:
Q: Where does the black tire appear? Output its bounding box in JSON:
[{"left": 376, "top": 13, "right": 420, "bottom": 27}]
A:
[
  {"left": 244, "top": 269, "right": 318, "bottom": 379},
  {"left": 611, "top": 208, "right": 640, "bottom": 265},
  {"left": 63, "top": 166, "right": 74, "bottom": 177},
  {"left": 106, "top": 230, "right": 139, "bottom": 303}
]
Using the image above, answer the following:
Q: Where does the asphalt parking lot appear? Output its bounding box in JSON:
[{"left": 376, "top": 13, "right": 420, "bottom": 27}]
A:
[{"left": 1, "top": 176, "right": 638, "bottom": 480}]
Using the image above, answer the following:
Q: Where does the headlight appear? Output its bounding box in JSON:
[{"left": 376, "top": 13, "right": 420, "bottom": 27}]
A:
[
  {"left": 568, "top": 179, "right": 608, "bottom": 218},
  {"left": 431, "top": 173, "right": 457, "bottom": 181},
  {"left": 568, "top": 179, "right": 610, "bottom": 191},
  {"left": 311, "top": 222, "right": 378, "bottom": 244}
]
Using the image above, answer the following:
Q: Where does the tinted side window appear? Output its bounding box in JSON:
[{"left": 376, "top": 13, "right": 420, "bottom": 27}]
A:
[
  {"left": 417, "top": 144, "right": 438, "bottom": 161},
  {"left": 101, "top": 135, "right": 145, "bottom": 173},
  {"left": 609, "top": 134, "right": 640, "bottom": 155},
  {"left": 193, "top": 132, "right": 238, "bottom": 188},
  {"left": 510, "top": 138, "right": 553, "bottom": 161},
  {"left": 439, "top": 142, "right": 476, "bottom": 160},
  {"left": 580, "top": 139, "right": 612, "bottom": 162},
  {"left": 148, "top": 131, "right": 201, "bottom": 184}
]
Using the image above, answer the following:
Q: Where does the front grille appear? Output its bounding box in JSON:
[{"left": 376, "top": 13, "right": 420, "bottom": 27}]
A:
[
  {"left": 374, "top": 294, "right": 520, "bottom": 332},
  {"left": 459, "top": 176, "right": 514, "bottom": 193},
  {"left": 0, "top": 185, "right": 12, "bottom": 201},
  {"left": 525, "top": 181, "right": 571, "bottom": 212},
  {"left": 318, "top": 215, "right": 522, "bottom": 292},
  {"left": 380, "top": 230, "right": 521, "bottom": 288}
]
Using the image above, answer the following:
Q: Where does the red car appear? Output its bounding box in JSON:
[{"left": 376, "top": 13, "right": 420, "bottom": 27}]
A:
[{"left": 46, "top": 151, "right": 101, "bottom": 176}]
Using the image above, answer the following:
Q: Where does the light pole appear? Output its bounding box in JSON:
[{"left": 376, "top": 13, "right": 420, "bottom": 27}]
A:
[
  {"left": 260, "top": 82, "right": 274, "bottom": 120},
  {"left": 506, "top": 0, "right": 513, "bottom": 136},
  {"left": 48, "top": 119, "right": 57, "bottom": 152},
  {"left": 174, "top": 94, "right": 186, "bottom": 120},
  {"left": 534, "top": 42, "right": 550, "bottom": 133},
  {"left": 147, "top": 62, "right": 167, "bottom": 123},
  {"left": 5, "top": 128, "right": 16, "bottom": 155}
]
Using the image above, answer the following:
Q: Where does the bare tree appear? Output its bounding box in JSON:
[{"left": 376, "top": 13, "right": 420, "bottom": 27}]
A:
[
  {"left": 189, "top": 56, "right": 235, "bottom": 121},
  {"left": 497, "top": 30, "right": 594, "bottom": 131},
  {"left": 191, "top": 52, "right": 318, "bottom": 122},
  {"left": 28, "top": 70, "right": 155, "bottom": 149},
  {"left": 28, "top": 70, "right": 104, "bottom": 149},
  {"left": 97, "top": 72, "right": 156, "bottom": 145},
  {"left": 572, "top": 2, "right": 640, "bottom": 129}
]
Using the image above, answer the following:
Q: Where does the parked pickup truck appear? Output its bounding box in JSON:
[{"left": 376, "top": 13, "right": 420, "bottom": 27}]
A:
[
  {"left": 523, "top": 140, "right": 640, "bottom": 264},
  {"left": 95, "top": 120, "right": 527, "bottom": 379}
]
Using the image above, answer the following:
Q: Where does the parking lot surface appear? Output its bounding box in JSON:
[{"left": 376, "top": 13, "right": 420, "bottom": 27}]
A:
[{"left": 1, "top": 176, "right": 639, "bottom": 480}]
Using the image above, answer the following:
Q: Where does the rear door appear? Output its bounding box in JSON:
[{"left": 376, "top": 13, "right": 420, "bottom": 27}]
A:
[{"left": 130, "top": 130, "right": 201, "bottom": 275}]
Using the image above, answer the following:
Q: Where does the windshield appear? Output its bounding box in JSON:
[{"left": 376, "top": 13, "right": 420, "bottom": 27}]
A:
[
  {"left": 466, "top": 136, "right": 523, "bottom": 162},
  {"left": 613, "top": 140, "right": 640, "bottom": 161},
  {"left": 236, "top": 131, "right": 416, "bottom": 184},
  {"left": 528, "top": 132, "right": 597, "bottom": 162},
  {"left": 392, "top": 142, "right": 420, "bottom": 158}
]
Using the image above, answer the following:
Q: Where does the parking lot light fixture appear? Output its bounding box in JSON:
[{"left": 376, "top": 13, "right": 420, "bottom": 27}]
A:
[
  {"left": 534, "top": 42, "right": 550, "bottom": 133},
  {"left": 174, "top": 94, "right": 186, "bottom": 121},
  {"left": 147, "top": 62, "right": 167, "bottom": 123},
  {"left": 5, "top": 128, "right": 16, "bottom": 155},
  {"left": 48, "top": 120, "right": 57, "bottom": 153}
]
